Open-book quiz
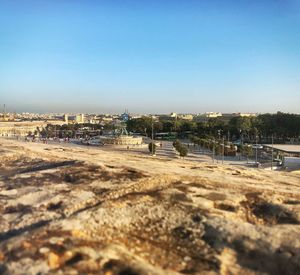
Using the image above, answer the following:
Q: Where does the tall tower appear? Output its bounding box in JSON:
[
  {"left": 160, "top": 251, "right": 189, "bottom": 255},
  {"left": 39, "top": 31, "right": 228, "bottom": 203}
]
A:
[{"left": 3, "top": 104, "right": 7, "bottom": 121}]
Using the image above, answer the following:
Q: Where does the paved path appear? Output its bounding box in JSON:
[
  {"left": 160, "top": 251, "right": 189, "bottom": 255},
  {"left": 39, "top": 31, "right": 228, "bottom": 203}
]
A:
[{"left": 2, "top": 137, "right": 251, "bottom": 167}]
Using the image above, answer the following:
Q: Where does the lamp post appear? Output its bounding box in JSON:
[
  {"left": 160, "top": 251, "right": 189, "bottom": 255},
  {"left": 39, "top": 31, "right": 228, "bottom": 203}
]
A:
[
  {"left": 212, "top": 138, "right": 215, "bottom": 164},
  {"left": 222, "top": 136, "right": 225, "bottom": 164},
  {"left": 239, "top": 129, "right": 243, "bottom": 160},
  {"left": 255, "top": 135, "right": 258, "bottom": 165},
  {"left": 241, "top": 131, "right": 243, "bottom": 147},
  {"left": 218, "top": 129, "right": 221, "bottom": 140},
  {"left": 271, "top": 134, "right": 274, "bottom": 170},
  {"left": 217, "top": 129, "right": 222, "bottom": 164},
  {"left": 151, "top": 115, "right": 154, "bottom": 156}
]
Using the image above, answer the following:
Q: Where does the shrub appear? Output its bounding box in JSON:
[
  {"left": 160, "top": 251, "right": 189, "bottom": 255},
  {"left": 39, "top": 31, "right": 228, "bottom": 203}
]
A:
[
  {"left": 173, "top": 139, "right": 188, "bottom": 158},
  {"left": 173, "top": 139, "right": 181, "bottom": 149},
  {"left": 178, "top": 145, "right": 188, "bottom": 158},
  {"left": 148, "top": 142, "right": 157, "bottom": 154}
]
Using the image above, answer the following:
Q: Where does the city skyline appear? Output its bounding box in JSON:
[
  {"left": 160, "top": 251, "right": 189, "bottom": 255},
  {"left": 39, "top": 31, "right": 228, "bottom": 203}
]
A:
[
  {"left": 1, "top": 107, "right": 299, "bottom": 116},
  {"left": 1, "top": 0, "right": 300, "bottom": 113}
]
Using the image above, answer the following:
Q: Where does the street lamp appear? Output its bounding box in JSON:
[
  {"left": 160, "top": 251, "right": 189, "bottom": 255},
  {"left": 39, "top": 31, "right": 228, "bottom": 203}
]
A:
[
  {"left": 222, "top": 136, "right": 225, "bottom": 164},
  {"left": 271, "top": 134, "right": 274, "bottom": 170},
  {"left": 151, "top": 115, "right": 155, "bottom": 156},
  {"left": 217, "top": 129, "right": 222, "bottom": 164},
  {"left": 212, "top": 138, "right": 215, "bottom": 164},
  {"left": 239, "top": 129, "right": 243, "bottom": 160},
  {"left": 240, "top": 130, "right": 243, "bottom": 146},
  {"left": 255, "top": 135, "right": 258, "bottom": 165}
]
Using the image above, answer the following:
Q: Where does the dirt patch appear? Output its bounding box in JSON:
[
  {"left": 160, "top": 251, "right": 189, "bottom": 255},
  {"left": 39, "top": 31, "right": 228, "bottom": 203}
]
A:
[
  {"left": 206, "top": 192, "right": 227, "bottom": 201},
  {"left": 3, "top": 161, "right": 147, "bottom": 190},
  {"left": 188, "top": 182, "right": 213, "bottom": 190},
  {"left": 4, "top": 204, "right": 32, "bottom": 214},
  {"left": 61, "top": 164, "right": 147, "bottom": 184},
  {"left": 214, "top": 202, "right": 237, "bottom": 212},
  {"left": 19, "top": 160, "right": 78, "bottom": 174},
  {"left": 173, "top": 182, "right": 190, "bottom": 193},
  {"left": 232, "top": 238, "right": 300, "bottom": 275},
  {"left": 103, "top": 259, "right": 140, "bottom": 275},
  {"left": 0, "top": 157, "right": 46, "bottom": 177},
  {"left": 283, "top": 200, "right": 300, "bottom": 205},
  {"left": 240, "top": 193, "right": 299, "bottom": 225},
  {"left": 47, "top": 201, "right": 63, "bottom": 211}
]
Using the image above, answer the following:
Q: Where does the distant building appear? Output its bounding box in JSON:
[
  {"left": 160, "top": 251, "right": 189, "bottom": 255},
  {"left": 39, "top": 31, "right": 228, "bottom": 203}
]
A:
[
  {"left": 237, "top": 113, "right": 257, "bottom": 117},
  {"left": 63, "top": 114, "right": 69, "bottom": 124},
  {"left": 101, "top": 117, "right": 113, "bottom": 122},
  {"left": 75, "top": 114, "right": 85, "bottom": 123},
  {"left": 0, "top": 112, "right": 14, "bottom": 122},
  {"left": 177, "top": 114, "right": 194, "bottom": 120},
  {"left": 0, "top": 121, "right": 63, "bottom": 137},
  {"left": 205, "top": 112, "right": 222, "bottom": 118},
  {"left": 130, "top": 114, "right": 142, "bottom": 119},
  {"left": 222, "top": 112, "right": 256, "bottom": 118},
  {"left": 195, "top": 112, "right": 222, "bottom": 122}
]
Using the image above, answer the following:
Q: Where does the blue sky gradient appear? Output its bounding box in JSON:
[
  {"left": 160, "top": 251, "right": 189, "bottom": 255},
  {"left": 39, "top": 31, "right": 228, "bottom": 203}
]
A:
[{"left": 0, "top": 0, "right": 299, "bottom": 113}]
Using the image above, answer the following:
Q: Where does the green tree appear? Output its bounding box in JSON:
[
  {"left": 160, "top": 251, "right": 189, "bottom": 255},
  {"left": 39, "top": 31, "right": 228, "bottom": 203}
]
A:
[
  {"left": 126, "top": 117, "right": 152, "bottom": 135},
  {"left": 229, "top": 117, "right": 253, "bottom": 139},
  {"left": 215, "top": 143, "right": 222, "bottom": 156},
  {"left": 148, "top": 142, "right": 157, "bottom": 154},
  {"left": 173, "top": 139, "right": 181, "bottom": 150},
  {"left": 241, "top": 145, "right": 253, "bottom": 162},
  {"left": 126, "top": 116, "right": 164, "bottom": 136},
  {"left": 179, "top": 121, "right": 197, "bottom": 132},
  {"left": 161, "top": 120, "right": 174, "bottom": 132},
  {"left": 172, "top": 140, "right": 189, "bottom": 158},
  {"left": 178, "top": 145, "right": 188, "bottom": 158}
]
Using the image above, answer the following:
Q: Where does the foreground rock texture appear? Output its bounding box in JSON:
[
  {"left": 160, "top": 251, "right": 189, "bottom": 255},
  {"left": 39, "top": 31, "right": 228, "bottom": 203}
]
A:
[{"left": 0, "top": 139, "right": 300, "bottom": 275}]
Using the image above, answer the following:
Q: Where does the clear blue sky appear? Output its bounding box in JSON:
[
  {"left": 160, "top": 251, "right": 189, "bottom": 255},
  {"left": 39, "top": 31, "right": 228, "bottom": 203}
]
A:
[{"left": 0, "top": 0, "right": 299, "bottom": 114}]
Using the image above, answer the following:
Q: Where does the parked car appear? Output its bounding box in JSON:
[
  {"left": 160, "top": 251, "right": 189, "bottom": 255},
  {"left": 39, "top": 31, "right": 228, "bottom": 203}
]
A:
[
  {"left": 247, "top": 161, "right": 262, "bottom": 167},
  {"left": 251, "top": 144, "right": 263, "bottom": 149},
  {"left": 273, "top": 158, "right": 283, "bottom": 166}
]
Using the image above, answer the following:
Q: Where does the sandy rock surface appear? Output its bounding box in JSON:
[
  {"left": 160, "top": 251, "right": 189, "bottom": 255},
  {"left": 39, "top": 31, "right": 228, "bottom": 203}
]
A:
[{"left": 0, "top": 139, "right": 300, "bottom": 274}]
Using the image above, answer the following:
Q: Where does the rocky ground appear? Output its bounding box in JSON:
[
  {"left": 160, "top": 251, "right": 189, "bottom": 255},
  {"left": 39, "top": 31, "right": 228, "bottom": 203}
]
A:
[{"left": 0, "top": 138, "right": 300, "bottom": 275}]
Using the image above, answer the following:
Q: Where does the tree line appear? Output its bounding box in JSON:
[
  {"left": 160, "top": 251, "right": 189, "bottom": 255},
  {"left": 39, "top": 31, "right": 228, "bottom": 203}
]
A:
[
  {"left": 126, "top": 112, "right": 300, "bottom": 143},
  {"left": 33, "top": 112, "right": 300, "bottom": 143}
]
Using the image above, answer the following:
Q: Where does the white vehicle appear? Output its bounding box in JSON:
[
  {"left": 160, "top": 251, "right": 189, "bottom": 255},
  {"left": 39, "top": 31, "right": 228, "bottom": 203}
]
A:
[
  {"left": 247, "top": 161, "right": 262, "bottom": 167},
  {"left": 89, "top": 139, "right": 104, "bottom": 146},
  {"left": 82, "top": 137, "right": 104, "bottom": 146},
  {"left": 251, "top": 144, "right": 263, "bottom": 149}
]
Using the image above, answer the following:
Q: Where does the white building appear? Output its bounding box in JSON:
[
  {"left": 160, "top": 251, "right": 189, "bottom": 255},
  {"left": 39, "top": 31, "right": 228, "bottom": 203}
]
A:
[{"left": 75, "top": 114, "right": 85, "bottom": 123}]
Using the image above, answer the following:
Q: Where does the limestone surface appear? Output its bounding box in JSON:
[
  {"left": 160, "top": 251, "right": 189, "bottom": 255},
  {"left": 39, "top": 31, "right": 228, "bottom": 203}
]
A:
[{"left": 0, "top": 139, "right": 300, "bottom": 275}]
